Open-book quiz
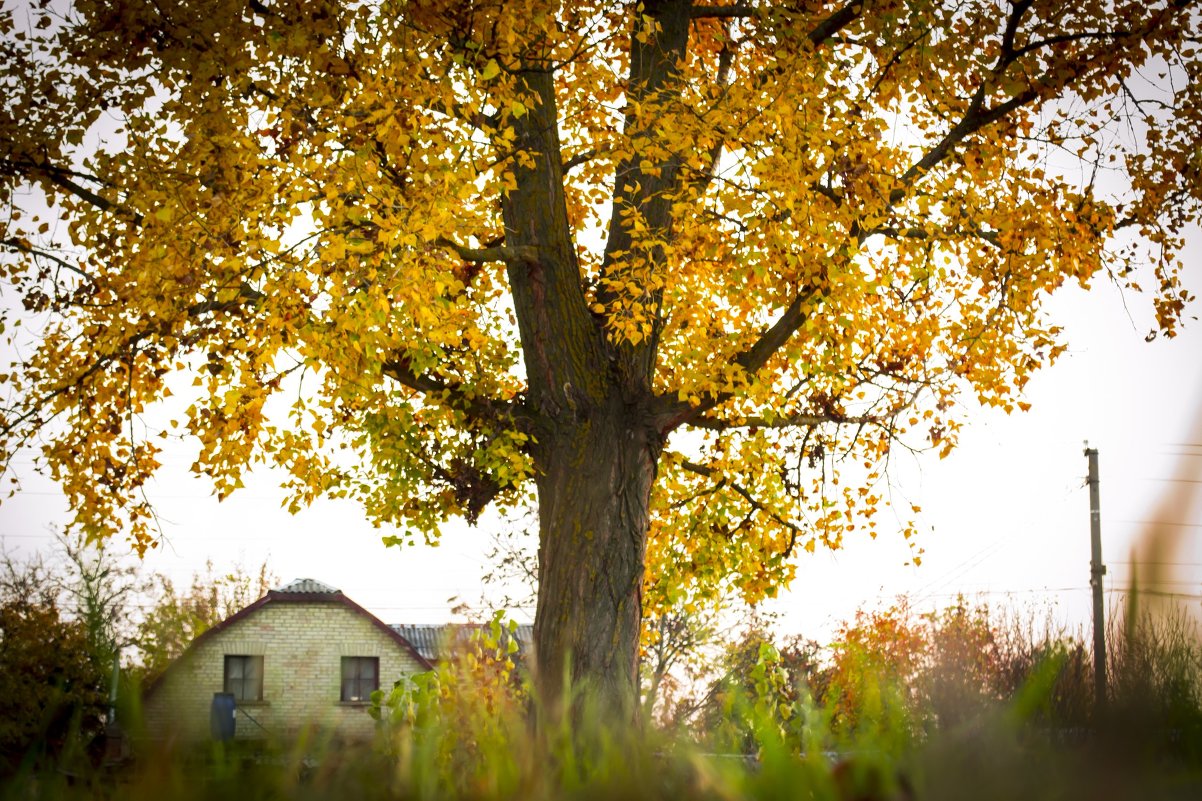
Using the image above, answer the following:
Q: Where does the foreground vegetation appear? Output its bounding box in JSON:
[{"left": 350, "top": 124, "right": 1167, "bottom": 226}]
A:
[{"left": 5, "top": 598, "right": 1202, "bottom": 800}]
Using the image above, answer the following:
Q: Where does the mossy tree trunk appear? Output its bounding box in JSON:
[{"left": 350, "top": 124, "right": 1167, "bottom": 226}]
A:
[{"left": 498, "top": 0, "right": 692, "bottom": 718}]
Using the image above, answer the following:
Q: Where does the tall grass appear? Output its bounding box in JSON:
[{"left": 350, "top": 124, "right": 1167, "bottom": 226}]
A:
[{"left": 6, "top": 600, "right": 1202, "bottom": 800}]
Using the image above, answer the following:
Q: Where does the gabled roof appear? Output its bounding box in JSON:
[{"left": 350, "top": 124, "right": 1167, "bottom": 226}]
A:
[{"left": 143, "top": 579, "right": 434, "bottom": 696}]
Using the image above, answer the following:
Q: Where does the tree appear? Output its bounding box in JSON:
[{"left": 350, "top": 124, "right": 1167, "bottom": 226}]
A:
[
  {"left": 0, "top": 551, "right": 107, "bottom": 775},
  {"left": 683, "top": 623, "right": 827, "bottom": 748},
  {"left": 1, "top": 0, "right": 1198, "bottom": 718},
  {"left": 55, "top": 530, "right": 142, "bottom": 680}
]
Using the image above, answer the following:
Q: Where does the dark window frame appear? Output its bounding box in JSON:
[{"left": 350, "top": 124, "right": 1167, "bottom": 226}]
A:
[
  {"left": 223, "top": 654, "right": 264, "bottom": 702},
  {"left": 340, "top": 656, "right": 379, "bottom": 703}
]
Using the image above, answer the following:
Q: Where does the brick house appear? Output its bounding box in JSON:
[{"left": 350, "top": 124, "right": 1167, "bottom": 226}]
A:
[{"left": 141, "top": 579, "right": 432, "bottom": 744}]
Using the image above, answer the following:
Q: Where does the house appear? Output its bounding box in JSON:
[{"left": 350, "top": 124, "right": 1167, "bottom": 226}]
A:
[{"left": 141, "top": 579, "right": 433, "bottom": 744}]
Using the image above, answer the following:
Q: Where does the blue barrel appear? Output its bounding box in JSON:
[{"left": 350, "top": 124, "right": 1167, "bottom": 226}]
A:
[{"left": 211, "top": 692, "right": 236, "bottom": 741}]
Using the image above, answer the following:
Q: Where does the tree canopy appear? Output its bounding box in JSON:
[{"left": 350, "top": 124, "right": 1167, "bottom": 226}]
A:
[{"left": 2, "top": 0, "right": 1199, "bottom": 712}]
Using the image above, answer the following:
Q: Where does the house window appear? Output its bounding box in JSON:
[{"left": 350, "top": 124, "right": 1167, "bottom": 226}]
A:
[
  {"left": 224, "top": 655, "right": 264, "bottom": 702},
  {"left": 341, "top": 656, "right": 379, "bottom": 702}
]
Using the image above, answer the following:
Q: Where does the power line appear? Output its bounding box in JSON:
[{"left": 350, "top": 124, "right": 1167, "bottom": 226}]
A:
[
  {"left": 1110, "top": 559, "right": 1202, "bottom": 566},
  {"left": 1102, "top": 578, "right": 1202, "bottom": 587},
  {"left": 1104, "top": 588, "right": 1202, "bottom": 601},
  {"left": 910, "top": 479, "right": 1082, "bottom": 605},
  {"left": 1139, "top": 478, "right": 1202, "bottom": 485},
  {"left": 907, "top": 587, "right": 1090, "bottom": 599}
]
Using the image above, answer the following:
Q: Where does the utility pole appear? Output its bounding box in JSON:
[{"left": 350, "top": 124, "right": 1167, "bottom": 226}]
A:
[{"left": 1085, "top": 445, "right": 1107, "bottom": 715}]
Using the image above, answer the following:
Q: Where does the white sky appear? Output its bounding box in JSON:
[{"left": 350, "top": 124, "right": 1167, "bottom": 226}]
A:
[
  {"left": 766, "top": 260, "right": 1202, "bottom": 639},
  {"left": 3, "top": 241, "right": 1199, "bottom": 642}
]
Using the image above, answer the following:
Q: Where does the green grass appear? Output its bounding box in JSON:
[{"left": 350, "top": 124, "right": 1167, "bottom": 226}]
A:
[{"left": 7, "top": 602, "right": 1202, "bottom": 800}]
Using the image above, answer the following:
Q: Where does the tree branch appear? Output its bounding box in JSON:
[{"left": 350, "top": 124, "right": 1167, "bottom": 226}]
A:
[
  {"left": 380, "top": 356, "right": 527, "bottom": 434},
  {"left": 2, "top": 286, "right": 265, "bottom": 441},
  {"left": 5, "top": 158, "right": 138, "bottom": 222},
  {"left": 690, "top": 4, "right": 753, "bottom": 19},
  {"left": 1012, "top": 30, "right": 1130, "bottom": 61},
  {"left": 807, "top": 1, "right": 864, "bottom": 47},
  {"left": 688, "top": 410, "right": 879, "bottom": 431},
  {"left": 654, "top": 284, "right": 823, "bottom": 433},
  {"left": 896, "top": 7, "right": 1146, "bottom": 195},
  {"left": 0, "top": 238, "right": 93, "bottom": 281},
  {"left": 998, "top": 0, "right": 1033, "bottom": 64},
  {"left": 433, "top": 237, "right": 538, "bottom": 264},
  {"left": 733, "top": 286, "right": 821, "bottom": 377},
  {"left": 562, "top": 148, "right": 601, "bottom": 174},
  {"left": 186, "top": 283, "right": 266, "bottom": 316},
  {"left": 678, "top": 458, "right": 802, "bottom": 559},
  {"left": 859, "top": 224, "right": 1001, "bottom": 249},
  {"left": 661, "top": 1, "right": 1083, "bottom": 436},
  {"left": 598, "top": 0, "right": 695, "bottom": 392}
]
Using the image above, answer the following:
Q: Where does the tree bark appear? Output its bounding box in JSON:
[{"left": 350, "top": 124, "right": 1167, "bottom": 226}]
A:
[
  {"left": 532, "top": 393, "right": 663, "bottom": 721},
  {"left": 497, "top": 0, "right": 692, "bottom": 722}
]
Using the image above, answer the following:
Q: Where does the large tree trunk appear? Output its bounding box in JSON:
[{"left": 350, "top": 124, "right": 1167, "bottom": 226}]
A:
[
  {"left": 496, "top": 0, "right": 691, "bottom": 721},
  {"left": 532, "top": 394, "right": 663, "bottom": 720}
]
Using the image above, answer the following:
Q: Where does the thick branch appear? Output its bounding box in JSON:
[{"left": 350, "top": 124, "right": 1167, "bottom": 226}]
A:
[
  {"left": 1013, "top": 30, "right": 1131, "bottom": 61},
  {"left": 733, "top": 289, "right": 816, "bottom": 377},
  {"left": 185, "top": 284, "right": 265, "bottom": 318},
  {"left": 859, "top": 224, "right": 1001, "bottom": 249},
  {"left": 433, "top": 237, "right": 538, "bottom": 264},
  {"left": 807, "top": 1, "right": 864, "bottom": 46},
  {"left": 690, "top": 4, "right": 753, "bottom": 19},
  {"left": 662, "top": 3, "right": 1077, "bottom": 436},
  {"left": 896, "top": 7, "right": 1149, "bottom": 193},
  {"left": 998, "top": 0, "right": 1033, "bottom": 63},
  {"left": 499, "top": 67, "right": 610, "bottom": 413},
  {"left": 562, "top": 148, "right": 601, "bottom": 174},
  {"left": 654, "top": 285, "right": 822, "bottom": 433},
  {"left": 599, "top": 0, "right": 695, "bottom": 392}
]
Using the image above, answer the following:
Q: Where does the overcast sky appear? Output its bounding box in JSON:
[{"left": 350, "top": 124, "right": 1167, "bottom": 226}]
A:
[{"left": 3, "top": 233, "right": 1199, "bottom": 643}]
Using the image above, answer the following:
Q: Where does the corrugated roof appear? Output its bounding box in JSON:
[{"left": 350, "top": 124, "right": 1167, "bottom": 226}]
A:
[
  {"left": 390, "top": 623, "right": 534, "bottom": 663},
  {"left": 274, "top": 578, "right": 341, "bottom": 594}
]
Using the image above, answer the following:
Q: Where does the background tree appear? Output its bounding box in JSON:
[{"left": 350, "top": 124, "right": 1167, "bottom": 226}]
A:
[
  {"left": 1, "top": 0, "right": 1199, "bottom": 716},
  {"left": 682, "top": 622, "right": 826, "bottom": 735},
  {"left": 477, "top": 510, "right": 540, "bottom": 615},
  {"left": 132, "top": 560, "right": 276, "bottom": 684},
  {"left": 55, "top": 530, "right": 141, "bottom": 685},
  {"left": 640, "top": 606, "right": 724, "bottom": 724},
  {"left": 0, "top": 550, "right": 107, "bottom": 776}
]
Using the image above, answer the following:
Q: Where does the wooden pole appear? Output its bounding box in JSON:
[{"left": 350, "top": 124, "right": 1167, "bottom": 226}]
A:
[{"left": 1085, "top": 446, "right": 1107, "bottom": 715}]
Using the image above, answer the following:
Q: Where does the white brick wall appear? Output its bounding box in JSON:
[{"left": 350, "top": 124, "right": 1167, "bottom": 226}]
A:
[{"left": 141, "top": 598, "right": 426, "bottom": 744}]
